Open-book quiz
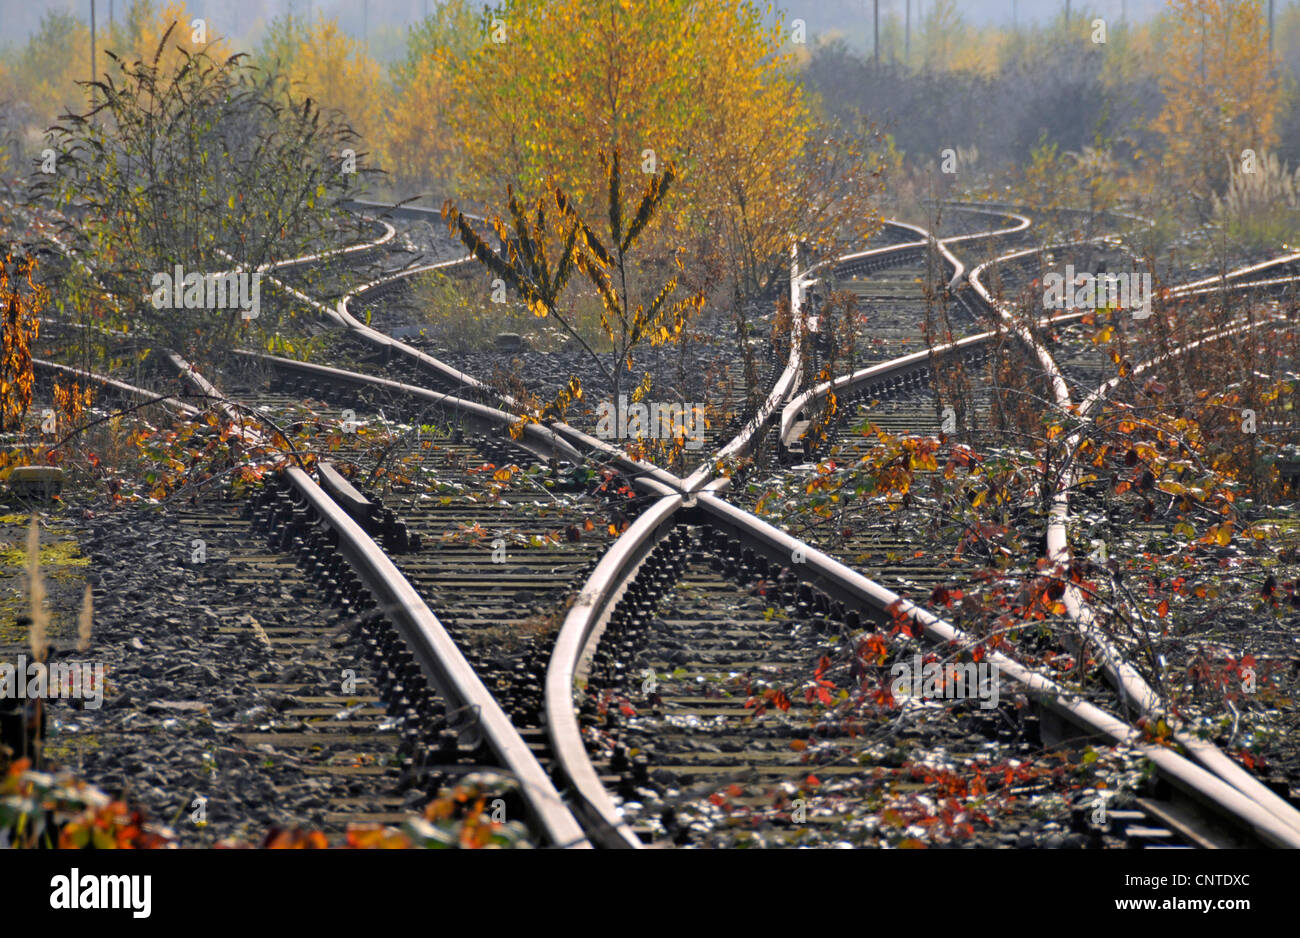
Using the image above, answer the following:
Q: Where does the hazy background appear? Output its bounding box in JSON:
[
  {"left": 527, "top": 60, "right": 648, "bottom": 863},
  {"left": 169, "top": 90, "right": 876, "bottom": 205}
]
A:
[{"left": 0, "top": 0, "right": 1175, "bottom": 60}]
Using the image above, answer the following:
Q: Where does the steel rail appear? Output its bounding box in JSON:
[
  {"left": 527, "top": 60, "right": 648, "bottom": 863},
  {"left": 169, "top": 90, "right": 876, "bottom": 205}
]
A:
[
  {"left": 166, "top": 350, "right": 266, "bottom": 447},
  {"left": 968, "top": 246, "right": 1214, "bottom": 718},
  {"left": 777, "top": 222, "right": 1161, "bottom": 446},
  {"left": 546, "top": 209, "right": 1300, "bottom": 847},
  {"left": 774, "top": 215, "right": 1034, "bottom": 450},
  {"left": 1173, "top": 273, "right": 1300, "bottom": 300},
  {"left": 541, "top": 212, "right": 1051, "bottom": 844},
  {"left": 232, "top": 350, "right": 587, "bottom": 466},
  {"left": 542, "top": 492, "right": 684, "bottom": 847},
  {"left": 283, "top": 464, "right": 591, "bottom": 848},
  {"left": 970, "top": 241, "right": 1300, "bottom": 840},
  {"left": 689, "top": 493, "right": 1300, "bottom": 848},
  {"left": 1048, "top": 314, "right": 1300, "bottom": 840},
  {"left": 29, "top": 353, "right": 592, "bottom": 846},
  {"left": 279, "top": 234, "right": 691, "bottom": 494},
  {"left": 327, "top": 212, "right": 992, "bottom": 498},
  {"left": 33, "top": 359, "right": 202, "bottom": 419},
  {"left": 678, "top": 244, "right": 808, "bottom": 492},
  {"left": 179, "top": 350, "right": 629, "bottom": 845},
  {"left": 943, "top": 200, "right": 1154, "bottom": 238},
  {"left": 677, "top": 209, "right": 1015, "bottom": 490},
  {"left": 28, "top": 195, "right": 397, "bottom": 310},
  {"left": 762, "top": 234, "right": 1300, "bottom": 841},
  {"left": 1170, "top": 252, "right": 1300, "bottom": 295},
  {"left": 244, "top": 252, "right": 690, "bottom": 495},
  {"left": 779, "top": 323, "right": 1024, "bottom": 450},
  {"left": 344, "top": 198, "right": 487, "bottom": 225}
]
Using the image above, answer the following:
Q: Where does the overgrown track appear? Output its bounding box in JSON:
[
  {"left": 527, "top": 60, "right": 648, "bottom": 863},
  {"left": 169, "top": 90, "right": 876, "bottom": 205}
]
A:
[
  {"left": 970, "top": 253, "right": 1300, "bottom": 844},
  {"left": 259, "top": 202, "right": 1300, "bottom": 848},
  {"left": 28, "top": 357, "right": 590, "bottom": 847},
  {"left": 539, "top": 209, "right": 1300, "bottom": 848},
  {"left": 26, "top": 194, "right": 1300, "bottom": 849}
]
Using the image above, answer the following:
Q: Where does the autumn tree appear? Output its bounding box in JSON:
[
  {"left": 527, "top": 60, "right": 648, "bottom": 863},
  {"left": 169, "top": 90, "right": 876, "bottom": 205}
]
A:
[
  {"left": 7, "top": 11, "right": 89, "bottom": 135},
  {"left": 375, "top": 1, "right": 483, "bottom": 199},
  {"left": 256, "top": 12, "right": 308, "bottom": 74},
  {"left": 917, "top": 0, "right": 986, "bottom": 73},
  {"left": 117, "top": 1, "right": 232, "bottom": 83},
  {"left": 1152, "top": 0, "right": 1279, "bottom": 217},
  {"left": 287, "top": 15, "right": 383, "bottom": 147},
  {"left": 445, "top": 149, "right": 703, "bottom": 404},
  {"left": 428, "top": 0, "right": 880, "bottom": 301}
]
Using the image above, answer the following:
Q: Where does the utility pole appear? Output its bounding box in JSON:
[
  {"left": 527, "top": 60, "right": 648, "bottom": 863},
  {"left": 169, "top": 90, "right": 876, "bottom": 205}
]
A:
[
  {"left": 1269, "top": 0, "right": 1275, "bottom": 53},
  {"left": 905, "top": 0, "right": 910, "bottom": 66},
  {"left": 90, "top": 0, "right": 96, "bottom": 106},
  {"left": 1065, "top": 0, "right": 1071, "bottom": 26},
  {"left": 874, "top": 0, "right": 880, "bottom": 69}
]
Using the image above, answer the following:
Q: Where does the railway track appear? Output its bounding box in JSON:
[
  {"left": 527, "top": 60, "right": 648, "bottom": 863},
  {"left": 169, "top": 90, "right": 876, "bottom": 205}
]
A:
[
  {"left": 15, "top": 191, "right": 1300, "bottom": 850},
  {"left": 21, "top": 356, "right": 590, "bottom": 846},
  {"left": 984, "top": 268, "right": 1300, "bottom": 840},
  {"left": 537, "top": 208, "right": 1300, "bottom": 848},
  {"left": 203, "top": 200, "right": 1300, "bottom": 848}
]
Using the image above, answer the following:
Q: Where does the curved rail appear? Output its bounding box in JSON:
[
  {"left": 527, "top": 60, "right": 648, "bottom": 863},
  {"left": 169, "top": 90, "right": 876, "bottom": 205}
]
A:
[
  {"left": 689, "top": 493, "right": 1300, "bottom": 847},
  {"left": 776, "top": 211, "right": 1031, "bottom": 449},
  {"left": 290, "top": 232, "right": 691, "bottom": 495},
  {"left": 545, "top": 208, "right": 1300, "bottom": 847},
  {"left": 31, "top": 355, "right": 591, "bottom": 847},
  {"left": 34, "top": 359, "right": 201, "bottom": 419},
  {"left": 679, "top": 244, "right": 808, "bottom": 492},
  {"left": 1047, "top": 314, "right": 1300, "bottom": 838},
  {"left": 679, "top": 208, "right": 1020, "bottom": 489},
  {"left": 542, "top": 493, "right": 684, "bottom": 847},
  {"left": 970, "top": 240, "right": 1300, "bottom": 841},
  {"left": 283, "top": 464, "right": 590, "bottom": 847},
  {"left": 44, "top": 189, "right": 1300, "bottom": 846},
  {"left": 542, "top": 211, "right": 1045, "bottom": 844}
]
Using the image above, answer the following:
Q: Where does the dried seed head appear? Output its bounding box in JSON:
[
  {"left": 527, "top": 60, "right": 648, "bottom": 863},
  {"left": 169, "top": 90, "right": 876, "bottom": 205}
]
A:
[
  {"left": 77, "top": 583, "right": 94, "bottom": 653},
  {"left": 27, "top": 515, "right": 48, "bottom": 661}
]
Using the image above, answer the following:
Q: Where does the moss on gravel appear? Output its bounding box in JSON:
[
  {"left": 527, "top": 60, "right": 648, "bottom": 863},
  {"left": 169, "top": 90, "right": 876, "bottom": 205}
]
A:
[{"left": 0, "top": 513, "right": 90, "bottom": 644}]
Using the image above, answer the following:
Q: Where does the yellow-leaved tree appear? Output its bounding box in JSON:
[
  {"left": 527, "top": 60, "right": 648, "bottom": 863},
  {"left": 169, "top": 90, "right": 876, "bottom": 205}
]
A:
[
  {"left": 125, "top": 2, "right": 231, "bottom": 75},
  {"left": 12, "top": 11, "right": 90, "bottom": 133},
  {"left": 290, "top": 16, "right": 383, "bottom": 147},
  {"left": 379, "top": 55, "right": 457, "bottom": 196},
  {"left": 1151, "top": 0, "right": 1279, "bottom": 216},
  {"left": 375, "top": 1, "right": 483, "bottom": 200},
  {"left": 425, "top": 0, "right": 879, "bottom": 299}
]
